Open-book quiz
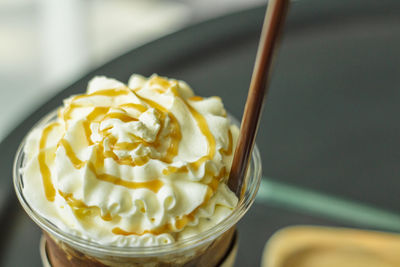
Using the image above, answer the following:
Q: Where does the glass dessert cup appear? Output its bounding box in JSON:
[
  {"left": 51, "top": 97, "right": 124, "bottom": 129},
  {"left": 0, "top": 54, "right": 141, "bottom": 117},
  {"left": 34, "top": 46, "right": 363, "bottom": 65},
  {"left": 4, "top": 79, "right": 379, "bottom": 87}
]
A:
[{"left": 14, "top": 110, "right": 262, "bottom": 266}]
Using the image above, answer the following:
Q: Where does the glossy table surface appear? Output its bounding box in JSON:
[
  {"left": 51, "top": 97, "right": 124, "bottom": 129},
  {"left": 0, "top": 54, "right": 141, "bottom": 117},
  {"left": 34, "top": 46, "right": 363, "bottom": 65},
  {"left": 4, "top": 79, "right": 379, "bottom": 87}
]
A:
[{"left": 1, "top": 1, "right": 400, "bottom": 266}]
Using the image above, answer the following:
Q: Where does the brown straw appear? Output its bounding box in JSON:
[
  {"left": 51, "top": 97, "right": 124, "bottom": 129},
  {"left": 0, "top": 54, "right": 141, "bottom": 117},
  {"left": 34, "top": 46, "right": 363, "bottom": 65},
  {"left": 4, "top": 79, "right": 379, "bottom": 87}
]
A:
[{"left": 228, "top": 0, "right": 289, "bottom": 196}]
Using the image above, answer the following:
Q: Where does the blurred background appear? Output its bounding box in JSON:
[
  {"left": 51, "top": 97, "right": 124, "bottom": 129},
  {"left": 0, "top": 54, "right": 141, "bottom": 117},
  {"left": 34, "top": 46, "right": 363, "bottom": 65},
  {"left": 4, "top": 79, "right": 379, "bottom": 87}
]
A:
[{"left": 0, "top": 0, "right": 263, "bottom": 142}]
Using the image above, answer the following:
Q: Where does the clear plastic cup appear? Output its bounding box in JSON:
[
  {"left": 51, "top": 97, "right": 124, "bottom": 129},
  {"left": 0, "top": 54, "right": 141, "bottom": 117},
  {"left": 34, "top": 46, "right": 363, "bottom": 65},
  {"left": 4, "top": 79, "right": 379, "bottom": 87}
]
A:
[{"left": 14, "top": 110, "right": 262, "bottom": 266}]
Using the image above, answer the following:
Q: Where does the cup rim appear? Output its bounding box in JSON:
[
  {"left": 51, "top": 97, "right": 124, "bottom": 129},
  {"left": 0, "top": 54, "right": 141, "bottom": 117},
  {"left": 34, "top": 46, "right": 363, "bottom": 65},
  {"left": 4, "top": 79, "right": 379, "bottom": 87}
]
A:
[{"left": 13, "top": 109, "right": 262, "bottom": 257}]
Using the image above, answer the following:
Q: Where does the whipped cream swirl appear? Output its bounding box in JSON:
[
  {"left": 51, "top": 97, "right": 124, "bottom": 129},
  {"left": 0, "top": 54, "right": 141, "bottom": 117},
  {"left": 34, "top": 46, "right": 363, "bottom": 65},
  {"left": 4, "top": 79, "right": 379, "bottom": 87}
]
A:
[{"left": 23, "top": 74, "right": 239, "bottom": 246}]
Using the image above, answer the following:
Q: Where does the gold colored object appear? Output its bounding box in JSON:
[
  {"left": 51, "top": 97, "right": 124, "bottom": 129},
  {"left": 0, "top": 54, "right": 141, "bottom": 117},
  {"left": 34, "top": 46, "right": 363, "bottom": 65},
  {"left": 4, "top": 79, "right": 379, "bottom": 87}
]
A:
[{"left": 262, "top": 226, "right": 400, "bottom": 267}]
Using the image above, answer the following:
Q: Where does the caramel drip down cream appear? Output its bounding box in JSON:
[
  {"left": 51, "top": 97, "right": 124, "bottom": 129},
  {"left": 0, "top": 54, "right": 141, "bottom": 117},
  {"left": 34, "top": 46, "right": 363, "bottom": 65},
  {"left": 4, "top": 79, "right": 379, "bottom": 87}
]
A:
[{"left": 38, "top": 122, "right": 59, "bottom": 202}]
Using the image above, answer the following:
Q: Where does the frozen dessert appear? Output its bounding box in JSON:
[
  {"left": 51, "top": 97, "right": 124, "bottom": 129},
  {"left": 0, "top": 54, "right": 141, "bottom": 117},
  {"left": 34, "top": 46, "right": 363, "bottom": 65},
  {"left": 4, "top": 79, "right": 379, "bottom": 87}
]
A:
[
  {"left": 22, "top": 74, "right": 239, "bottom": 247},
  {"left": 14, "top": 72, "right": 263, "bottom": 267}
]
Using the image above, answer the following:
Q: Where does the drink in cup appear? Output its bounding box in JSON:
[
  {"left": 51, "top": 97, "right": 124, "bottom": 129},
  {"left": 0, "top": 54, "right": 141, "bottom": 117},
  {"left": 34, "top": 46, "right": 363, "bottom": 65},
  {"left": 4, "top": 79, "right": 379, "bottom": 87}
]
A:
[{"left": 14, "top": 74, "right": 261, "bottom": 266}]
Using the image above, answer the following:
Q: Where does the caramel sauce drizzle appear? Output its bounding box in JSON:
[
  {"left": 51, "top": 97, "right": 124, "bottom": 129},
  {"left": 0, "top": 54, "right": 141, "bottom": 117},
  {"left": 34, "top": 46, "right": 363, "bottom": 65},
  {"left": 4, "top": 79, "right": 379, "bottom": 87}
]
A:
[
  {"left": 38, "top": 80, "right": 231, "bottom": 236},
  {"left": 220, "top": 130, "right": 233, "bottom": 156},
  {"left": 100, "top": 136, "right": 151, "bottom": 167},
  {"left": 119, "top": 103, "right": 148, "bottom": 113},
  {"left": 87, "top": 162, "right": 163, "bottom": 193},
  {"left": 59, "top": 190, "right": 117, "bottom": 222},
  {"left": 83, "top": 88, "right": 131, "bottom": 98},
  {"left": 62, "top": 103, "right": 82, "bottom": 121},
  {"left": 59, "top": 139, "right": 86, "bottom": 169},
  {"left": 38, "top": 122, "right": 59, "bottom": 202},
  {"left": 188, "top": 96, "right": 203, "bottom": 101},
  {"left": 149, "top": 76, "right": 172, "bottom": 88},
  {"left": 62, "top": 88, "right": 129, "bottom": 122},
  {"left": 186, "top": 103, "right": 216, "bottom": 170},
  {"left": 103, "top": 112, "right": 138, "bottom": 123},
  {"left": 112, "top": 141, "right": 141, "bottom": 151},
  {"left": 162, "top": 166, "right": 188, "bottom": 176},
  {"left": 83, "top": 107, "right": 110, "bottom": 145}
]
